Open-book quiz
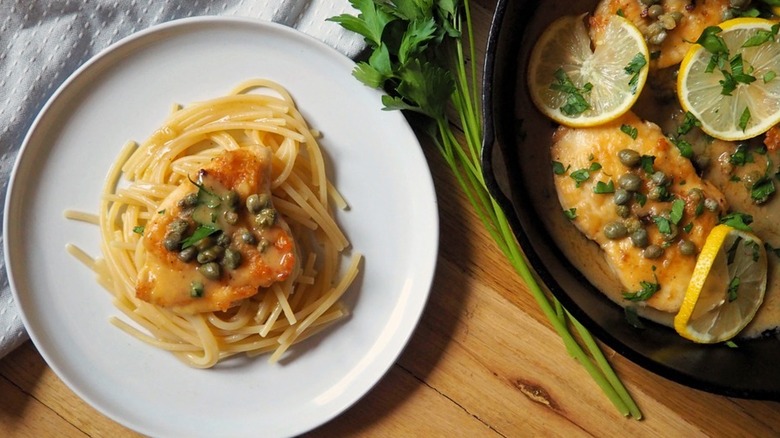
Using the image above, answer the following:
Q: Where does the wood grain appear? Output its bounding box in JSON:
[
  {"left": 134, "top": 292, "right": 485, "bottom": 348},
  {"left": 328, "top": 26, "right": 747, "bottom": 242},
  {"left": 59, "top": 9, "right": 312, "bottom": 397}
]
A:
[{"left": 2, "top": 0, "right": 780, "bottom": 436}]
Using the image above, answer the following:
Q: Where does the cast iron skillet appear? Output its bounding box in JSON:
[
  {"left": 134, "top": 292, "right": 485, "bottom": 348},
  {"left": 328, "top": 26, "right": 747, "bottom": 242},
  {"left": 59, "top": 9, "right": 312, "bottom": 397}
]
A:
[{"left": 481, "top": 0, "right": 780, "bottom": 400}]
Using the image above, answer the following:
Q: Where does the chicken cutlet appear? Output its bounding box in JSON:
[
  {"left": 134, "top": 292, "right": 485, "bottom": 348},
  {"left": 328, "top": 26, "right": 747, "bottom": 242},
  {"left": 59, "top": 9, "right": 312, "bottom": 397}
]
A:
[
  {"left": 136, "top": 146, "right": 297, "bottom": 314},
  {"left": 551, "top": 111, "right": 727, "bottom": 312}
]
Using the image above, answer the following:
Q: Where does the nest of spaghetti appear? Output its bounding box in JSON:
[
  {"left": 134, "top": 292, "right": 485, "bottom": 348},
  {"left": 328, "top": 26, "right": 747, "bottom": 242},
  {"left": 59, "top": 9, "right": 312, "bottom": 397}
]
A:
[{"left": 71, "top": 79, "right": 360, "bottom": 368}]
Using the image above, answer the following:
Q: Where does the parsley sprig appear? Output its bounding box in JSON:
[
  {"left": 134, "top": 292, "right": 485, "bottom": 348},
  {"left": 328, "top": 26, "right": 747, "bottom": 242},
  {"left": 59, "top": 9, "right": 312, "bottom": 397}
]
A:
[{"left": 331, "top": 0, "right": 640, "bottom": 419}]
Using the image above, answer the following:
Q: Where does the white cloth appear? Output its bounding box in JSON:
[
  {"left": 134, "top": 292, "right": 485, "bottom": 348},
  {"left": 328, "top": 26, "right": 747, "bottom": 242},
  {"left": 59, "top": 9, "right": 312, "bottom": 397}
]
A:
[{"left": 0, "top": 0, "right": 364, "bottom": 359}]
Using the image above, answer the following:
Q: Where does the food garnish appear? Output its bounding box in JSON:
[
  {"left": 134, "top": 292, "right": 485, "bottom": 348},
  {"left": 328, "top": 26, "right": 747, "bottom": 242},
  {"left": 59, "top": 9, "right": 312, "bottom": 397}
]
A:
[{"left": 331, "top": 0, "right": 642, "bottom": 419}]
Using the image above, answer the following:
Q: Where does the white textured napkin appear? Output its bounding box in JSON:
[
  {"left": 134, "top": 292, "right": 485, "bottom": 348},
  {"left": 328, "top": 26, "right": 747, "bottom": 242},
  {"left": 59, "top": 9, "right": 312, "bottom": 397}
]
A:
[{"left": 0, "top": 0, "right": 364, "bottom": 360}]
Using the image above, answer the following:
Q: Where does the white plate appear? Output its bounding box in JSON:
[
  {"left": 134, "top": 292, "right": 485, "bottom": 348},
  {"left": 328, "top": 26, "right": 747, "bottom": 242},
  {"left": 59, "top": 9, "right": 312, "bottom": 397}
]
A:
[{"left": 4, "top": 17, "right": 438, "bottom": 438}]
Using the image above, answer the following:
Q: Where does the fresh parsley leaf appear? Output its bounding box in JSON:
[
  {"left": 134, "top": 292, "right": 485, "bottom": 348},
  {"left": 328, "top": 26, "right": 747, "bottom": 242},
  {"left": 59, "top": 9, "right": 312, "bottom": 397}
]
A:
[
  {"left": 550, "top": 68, "right": 592, "bottom": 116},
  {"left": 564, "top": 208, "right": 577, "bottom": 220},
  {"left": 623, "top": 279, "right": 661, "bottom": 302},
  {"left": 327, "top": 0, "right": 396, "bottom": 47},
  {"left": 624, "top": 306, "right": 645, "bottom": 329},
  {"left": 765, "top": 70, "right": 778, "bottom": 83},
  {"left": 697, "top": 25, "right": 729, "bottom": 55},
  {"left": 725, "top": 340, "right": 739, "bottom": 348},
  {"left": 653, "top": 216, "right": 672, "bottom": 235},
  {"left": 635, "top": 192, "right": 647, "bottom": 207},
  {"left": 720, "top": 212, "right": 754, "bottom": 231},
  {"left": 640, "top": 155, "right": 656, "bottom": 174},
  {"left": 729, "top": 144, "right": 754, "bottom": 166},
  {"left": 738, "top": 106, "right": 751, "bottom": 132},
  {"left": 677, "top": 111, "right": 701, "bottom": 136},
  {"left": 398, "top": 18, "right": 438, "bottom": 64},
  {"left": 727, "top": 276, "right": 740, "bottom": 302},
  {"left": 570, "top": 168, "right": 591, "bottom": 187},
  {"left": 552, "top": 161, "right": 569, "bottom": 175},
  {"left": 594, "top": 180, "right": 615, "bottom": 194},
  {"left": 751, "top": 176, "right": 776, "bottom": 204},
  {"left": 624, "top": 53, "right": 647, "bottom": 94},
  {"left": 589, "top": 161, "right": 602, "bottom": 172},
  {"left": 133, "top": 225, "right": 145, "bottom": 235},
  {"left": 742, "top": 29, "right": 775, "bottom": 47},
  {"left": 181, "top": 224, "right": 219, "bottom": 249},
  {"left": 670, "top": 198, "right": 685, "bottom": 225},
  {"left": 671, "top": 137, "right": 694, "bottom": 159},
  {"left": 621, "top": 124, "right": 638, "bottom": 139}
]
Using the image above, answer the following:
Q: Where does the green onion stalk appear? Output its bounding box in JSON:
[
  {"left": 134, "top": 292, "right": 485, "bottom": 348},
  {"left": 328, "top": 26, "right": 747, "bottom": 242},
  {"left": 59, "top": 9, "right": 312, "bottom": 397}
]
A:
[{"left": 330, "top": 0, "right": 642, "bottom": 418}]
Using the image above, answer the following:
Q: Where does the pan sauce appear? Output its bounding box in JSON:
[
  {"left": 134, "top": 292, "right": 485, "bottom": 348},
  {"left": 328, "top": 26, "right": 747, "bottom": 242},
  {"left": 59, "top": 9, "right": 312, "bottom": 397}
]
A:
[{"left": 517, "top": 1, "right": 780, "bottom": 338}]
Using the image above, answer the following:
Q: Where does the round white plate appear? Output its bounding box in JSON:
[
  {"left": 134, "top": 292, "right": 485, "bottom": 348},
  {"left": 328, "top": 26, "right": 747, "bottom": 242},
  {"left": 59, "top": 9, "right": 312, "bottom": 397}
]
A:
[{"left": 4, "top": 17, "right": 438, "bottom": 438}]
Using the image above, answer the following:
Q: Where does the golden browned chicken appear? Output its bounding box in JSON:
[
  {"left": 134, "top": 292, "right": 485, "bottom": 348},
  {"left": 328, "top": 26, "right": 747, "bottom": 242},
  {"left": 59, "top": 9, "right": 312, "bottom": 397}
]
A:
[
  {"left": 551, "top": 112, "right": 727, "bottom": 312},
  {"left": 590, "top": 0, "right": 730, "bottom": 69},
  {"left": 136, "top": 146, "right": 297, "bottom": 314}
]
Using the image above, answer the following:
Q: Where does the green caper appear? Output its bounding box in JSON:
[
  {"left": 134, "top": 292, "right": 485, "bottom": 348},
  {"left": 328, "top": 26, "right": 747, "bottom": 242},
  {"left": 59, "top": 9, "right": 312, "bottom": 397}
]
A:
[
  {"left": 222, "top": 248, "right": 242, "bottom": 270},
  {"left": 194, "top": 236, "right": 214, "bottom": 251},
  {"left": 658, "top": 13, "right": 677, "bottom": 31},
  {"left": 630, "top": 228, "right": 649, "bottom": 248},
  {"left": 679, "top": 239, "right": 697, "bottom": 256},
  {"left": 177, "top": 192, "right": 199, "bottom": 209},
  {"left": 647, "top": 185, "right": 667, "bottom": 201},
  {"left": 198, "top": 262, "right": 221, "bottom": 280},
  {"left": 647, "top": 4, "right": 664, "bottom": 19},
  {"left": 704, "top": 198, "right": 719, "bottom": 212},
  {"left": 647, "top": 22, "right": 667, "bottom": 45},
  {"left": 613, "top": 188, "right": 632, "bottom": 205},
  {"left": 254, "top": 208, "right": 277, "bottom": 228},
  {"left": 687, "top": 188, "right": 703, "bottom": 203},
  {"left": 168, "top": 218, "right": 189, "bottom": 235},
  {"left": 223, "top": 210, "right": 239, "bottom": 225},
  {"left": 618, "top": 173, "right": 642, "bottom": 192},
  {"left": 178, "top": 246, "right": 198, "bottom": 262},
  {"left": 258, "top": 238, "right": 270, "bottom": 253},
  {"left": 604, "top": 221, "right": 628, "bottom": 240},
  {"left": 643, "top": 245, "right": 664, "bottom": 259},
  {"left": 651, "top": 171, "right": 668, "bottom": 186},
  {"left": 197, "top": 247, "right": 219, "bottom": 264},
  {"left": 222, "top": 190, "right": 239, "bottom": 210},
  {"left": 237, "top": 228, "right": 257, "bottom": 245},
  {"left": 163, "top": 231, "right": 182, "bottom": 252},
  {"left": 616, "top": 204, "right": 631, "bottom": 218},
  {"left": 216, "top": 232, "right": 231, "bottom": 248},
  {"left": 246, "top": 193, "right": 270, "bottom": 214},
  {"left": 618, "top": 149, "right": 641, "bottom": 167}
]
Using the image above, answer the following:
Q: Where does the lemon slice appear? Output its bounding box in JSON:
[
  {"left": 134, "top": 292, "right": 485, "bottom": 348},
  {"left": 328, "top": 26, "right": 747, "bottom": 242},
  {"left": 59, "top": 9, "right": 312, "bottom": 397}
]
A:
[
  {"left": 527, "top": 14, "right": 649, "bottom": 127},
  {"left": 677, "top": 18, "right": 780, "bottom": 141},
  {"left": 674, "top": 224, "right": 767, "bottom": 343}
]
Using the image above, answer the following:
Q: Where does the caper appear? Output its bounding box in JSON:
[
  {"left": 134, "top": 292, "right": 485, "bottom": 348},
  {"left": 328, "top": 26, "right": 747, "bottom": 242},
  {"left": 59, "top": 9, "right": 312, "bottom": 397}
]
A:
[
  {"left": 215, "top": 232, "right": 231, "bottom": 248},
  {"left": 254, "top": 208, "right": 277, "bottom": 228},
  {"left": 258, "top": 238, "right": 270, "bottom": 253},
  {"left": 246, "top": 193, "right": 270, "bottom": 214},
  {"left": 743, "top": 170, "right": 763, "bottom": 190},
  {"left": 613, "top": 188, "right": 632, "bottom": 205},
  {"left": 197, "top": 247, "right": 219, "bottom": 264},
  {"left": 679, "top": 239, "right": 697, "bottom": 256},
  {"left": 704, "top": 197, "right": 719, "bottom": 212},
  {"left": 178, "top": 246, "right": 198, "bottom": 262},
  {"left": 163, "top": 231, "right": 182, "bottom": 251},
  {"left": 618, "top": 149, "right": 641, "bottom": 167},
  {"left": 177, "top": 192, "right": 199, "bottom": 209},
  {"left": 616, "top": 204, "right": 631, "bottom": 218},
  {"left": 168, "top": 218, "right": 189, "bottom": 235},
  {"left": 604, "top": 221, "right": 628, "bottom": 240},
  {"left": 625, "top": 217, "right": 642, "bottom": 233},
  {"left": 647, "top": 4, "right": 664, "bottom": 18},
  {"left": 687, "top": 188, "right": 703, "bottom": 203},
  {"left": 223, "top": 210, "right": 239, "bottom": 225},
  {"left": 658, "top": 13, "right": 677, "bottom": 31},
  {"left": 647, "top": 22, "right": 667, "bottom": 45},
  {"left": 643, "top": 245, "right": 664, "bottom": 259},
  {"left": 648, "top": 185, "right": 667, "bottom": 201},
  {"left": 222, "top": 190, "right": 239, "bottom": 210},
  {"left": 651, "top": 171, "right": 668, "bottom": 186},
  {"left": 222, "top": 248, "right": 242, "bottom": 270},
  {"left": 198, "top": 262, "right": 221, "bottom": 280},
  {"left": 618, "top": 173, "right": 642, "bottom": 192},
  {"left": 729, "top": 0, "right": 750, "bottom": 8},
  {"left": 194, "top": 236, "right": 214, "bottom": 251},
  {"left": 237, "top": 228, "right": 257, "bottom": 245},
  {"left": 631, "top": 228, "right": 649, "bottom": 248}
]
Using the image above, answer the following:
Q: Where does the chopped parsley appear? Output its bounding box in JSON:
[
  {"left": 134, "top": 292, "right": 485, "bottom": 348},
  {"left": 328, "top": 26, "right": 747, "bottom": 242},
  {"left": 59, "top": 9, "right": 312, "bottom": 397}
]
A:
[
  {"left": 751, "top": 175, "right": 775, "bottom": 204},
  {"left": 671, "top": 137, "right": 694, "bottom": 159},
  {"left": 593, "top": 180, "right": 615, "bottom": 194},
  {"left": 738, "top": 106, "right": 751, "bottom": 131},
  {"left": 720, "top": 212, "right": 753, "bottom": 231},
  {"left": 570, "top": 168, "right": 591, "bottom": 187},
  {"left": 623, "top": 278, "right": 661, "bottom": 302},
  {"left": 133, "top": 225, "right": 145, "bottom": 235},
  {"left": 624, "top": 306, "right": 645, "bottom": 329},
  {"left": 640, "top": 155, "right": 656, "bottom": 174},
  {"left": 621, "top": 124, "right": 638, "bottom": 139},
  {"left": 670, "top": 198, "right": 685, "bottom": 225},
  {"left": 727, "top": 276, "right": 740, "bottom": 302},
  {"left": 564, "top": 208, "right": 577, "bottom": 220},
  {"left": 552, "top": 161, "right": 569, "bottom": 175},
  {"left": 729, "top": 144, "right": 754, "bottom": 166},
  {"left": 764, "top": 70, "right": 777, "bottom": 83},
  {"left": 677, "top": 111, "right": 701, "bottom": 136},
  {"left": 624, "top": 53, "right": 647, "bottom": 94},
  {"left": 180, "top": 224, "right": 219, "bottom": 249},
  {"left": 550, "top": 68, "right": 592, "bottom": 116}
]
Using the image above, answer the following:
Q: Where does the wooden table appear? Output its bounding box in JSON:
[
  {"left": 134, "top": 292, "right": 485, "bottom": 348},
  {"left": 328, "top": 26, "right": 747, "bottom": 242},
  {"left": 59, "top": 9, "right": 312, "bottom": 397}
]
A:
[{"left": 2, "top": 1, "right": 780, "bottom": 436}]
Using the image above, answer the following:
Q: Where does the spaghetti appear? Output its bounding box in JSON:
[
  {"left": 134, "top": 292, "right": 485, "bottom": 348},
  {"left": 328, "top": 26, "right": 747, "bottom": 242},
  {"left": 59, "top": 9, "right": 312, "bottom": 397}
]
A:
[{"left": 66, "top": 79, "right": 360, "bottom": 368}]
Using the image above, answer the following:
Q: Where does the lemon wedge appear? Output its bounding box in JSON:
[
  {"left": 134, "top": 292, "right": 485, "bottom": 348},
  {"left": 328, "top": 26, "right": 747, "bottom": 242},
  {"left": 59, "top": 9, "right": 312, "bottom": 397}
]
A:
[
  {"left": 527, "top": 14, "right": 649, "bottom": 127},
  {"left": 677, "top": 18, "right": 780, "bottom": 141},
  {"left": 674, "top": 224, "right": 767, "bottom": 343}
]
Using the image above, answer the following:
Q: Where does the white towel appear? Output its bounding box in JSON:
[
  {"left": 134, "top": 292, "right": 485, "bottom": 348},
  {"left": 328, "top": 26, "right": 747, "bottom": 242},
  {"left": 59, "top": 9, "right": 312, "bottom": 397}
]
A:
[{"left": 0, "top": 0, "right": 364, "bottom": 360}]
